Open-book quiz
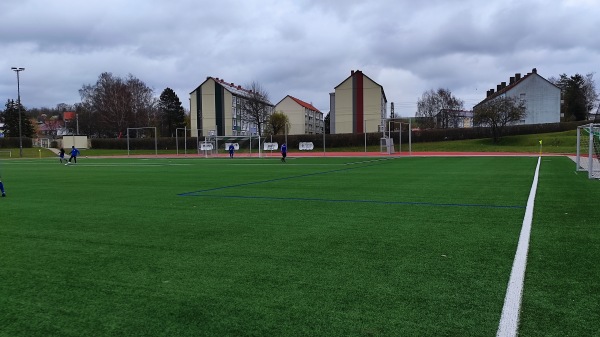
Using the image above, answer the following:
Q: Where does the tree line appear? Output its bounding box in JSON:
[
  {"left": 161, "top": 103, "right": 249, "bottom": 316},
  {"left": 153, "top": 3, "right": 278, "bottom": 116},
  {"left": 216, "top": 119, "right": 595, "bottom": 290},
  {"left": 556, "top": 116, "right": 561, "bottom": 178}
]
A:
[{"left": 1, "top": 72, "right": 187, "bottom": 139}]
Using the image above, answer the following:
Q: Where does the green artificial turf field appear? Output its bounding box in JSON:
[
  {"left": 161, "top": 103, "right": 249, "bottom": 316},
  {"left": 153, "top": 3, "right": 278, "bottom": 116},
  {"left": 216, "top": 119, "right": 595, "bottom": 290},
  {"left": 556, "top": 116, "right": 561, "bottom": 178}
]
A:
[{"left": 0, "top": 155, "right": 598, "bottom": 336}]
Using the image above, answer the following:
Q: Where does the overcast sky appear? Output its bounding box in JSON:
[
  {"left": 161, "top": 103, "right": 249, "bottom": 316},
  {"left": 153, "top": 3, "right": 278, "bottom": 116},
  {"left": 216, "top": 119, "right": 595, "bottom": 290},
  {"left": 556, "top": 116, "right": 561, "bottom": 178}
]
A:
[{"left": 1, "top": 0, "right": 599, "bottom": 117}]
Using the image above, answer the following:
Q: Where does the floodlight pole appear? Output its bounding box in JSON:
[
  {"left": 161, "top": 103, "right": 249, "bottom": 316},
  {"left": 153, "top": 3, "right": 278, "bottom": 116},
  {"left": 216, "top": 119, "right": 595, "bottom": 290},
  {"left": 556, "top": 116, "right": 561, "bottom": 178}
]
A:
[{"left": 11, "top": 67, "right": 25, "bottom": 158}]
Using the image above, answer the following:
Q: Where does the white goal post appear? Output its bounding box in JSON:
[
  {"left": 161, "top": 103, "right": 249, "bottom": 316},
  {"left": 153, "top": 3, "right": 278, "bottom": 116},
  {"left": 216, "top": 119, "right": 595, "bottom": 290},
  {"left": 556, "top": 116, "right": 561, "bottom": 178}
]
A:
[
  {"left": 203, "top": 135, "right": 264, "bottom": 158},
  {"left": 127, "top": 127, "right": 158, "bottom": 156},
  {"left": 576, "top": 123, "right": 600, "bottom": 179}
]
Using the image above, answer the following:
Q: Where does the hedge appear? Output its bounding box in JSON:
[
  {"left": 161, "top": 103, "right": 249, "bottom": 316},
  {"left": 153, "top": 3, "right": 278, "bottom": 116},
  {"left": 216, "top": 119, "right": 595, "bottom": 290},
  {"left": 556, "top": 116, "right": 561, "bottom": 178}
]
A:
[
  {"left": 0, "top": 137, "right": 33, "bottom": 148},
  {"left": 2, "top": 121, "right": 584, "bottom": 150}
]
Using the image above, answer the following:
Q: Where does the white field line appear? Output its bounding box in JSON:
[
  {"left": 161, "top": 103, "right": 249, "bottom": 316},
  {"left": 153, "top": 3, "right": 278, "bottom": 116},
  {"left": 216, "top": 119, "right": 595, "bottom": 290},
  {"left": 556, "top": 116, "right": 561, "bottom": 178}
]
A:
[{"left": 497, "top": 156, "right": 541, "bottom": 337}]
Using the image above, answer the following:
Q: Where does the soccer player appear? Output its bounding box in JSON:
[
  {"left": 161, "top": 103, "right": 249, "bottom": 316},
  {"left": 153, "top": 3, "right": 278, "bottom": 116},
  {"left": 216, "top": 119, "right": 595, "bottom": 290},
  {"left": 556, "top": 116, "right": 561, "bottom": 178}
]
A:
[
  {"left": 281, "top": 143, "right": 287, "bottom": 162},
  {"left": 228, "top": 144, "right": 235, "bottom": 158},
  {"left": 59, "top": 147, "right": 66, "bottom": 163},
  {"left": 0, "top": 179, "right": 5, "bottom": 197},
  {"left": 68, "top": 146, "right": 80, "bottom": 164}
]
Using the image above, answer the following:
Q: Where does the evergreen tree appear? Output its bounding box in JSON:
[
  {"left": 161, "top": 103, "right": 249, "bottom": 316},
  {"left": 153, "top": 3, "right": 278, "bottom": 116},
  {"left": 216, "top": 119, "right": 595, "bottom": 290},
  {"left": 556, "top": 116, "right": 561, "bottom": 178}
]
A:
[
  {"left": 158, "top": 87, "right": 186, "bottom": 137},
  {"left": 551, "top": 73, "right": 598, "bottom": 121},
  {"left": 2, "top": 99, "right": 35, "bottom": 138}
]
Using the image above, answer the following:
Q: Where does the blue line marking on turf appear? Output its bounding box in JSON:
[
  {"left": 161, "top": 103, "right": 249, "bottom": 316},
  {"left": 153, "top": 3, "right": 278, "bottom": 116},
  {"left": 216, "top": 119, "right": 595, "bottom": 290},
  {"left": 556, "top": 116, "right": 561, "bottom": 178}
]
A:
[
  {"left": 184, "top": 194, "right": 524, "bottom": 209},
  {"left": 178, "top": 157, "right": 524, "bottom": 209},
  {"left": 177, "top": 158, "right": 394, "bottom": 196}
]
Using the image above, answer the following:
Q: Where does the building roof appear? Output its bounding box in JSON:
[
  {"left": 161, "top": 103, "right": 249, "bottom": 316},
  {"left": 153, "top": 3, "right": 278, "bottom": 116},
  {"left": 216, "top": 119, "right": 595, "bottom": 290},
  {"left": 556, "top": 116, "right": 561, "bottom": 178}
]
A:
[
  {"left": 474, "top": 68, "right": 559, "bottom": 108},
  {"left": 334, "top": 70, "right": 387, "bottom": 102},
  {"left": 276, "top": 95, "right": 321, "bottom": 112},
  {"left": 210, "top": 77, "right": 253, "bottom": 97},
  {"left": 191, "top": 76, "right": 274, "bottom": 105}
]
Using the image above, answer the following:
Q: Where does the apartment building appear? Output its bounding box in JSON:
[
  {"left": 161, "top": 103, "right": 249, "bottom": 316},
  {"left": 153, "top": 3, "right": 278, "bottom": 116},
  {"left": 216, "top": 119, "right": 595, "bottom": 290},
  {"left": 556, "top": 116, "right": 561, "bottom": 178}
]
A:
[
  {"left": 189, "top": 77, "right": 274, "bottom": 137},
  {"left": 274, "top": 95, "right": 324, "bottom": 135},
  {"left": 329, "top": 70, "right": 387, "bottom": 134},
  {"left": 474, "top": 68, "right": 560, "bottom": 125}
]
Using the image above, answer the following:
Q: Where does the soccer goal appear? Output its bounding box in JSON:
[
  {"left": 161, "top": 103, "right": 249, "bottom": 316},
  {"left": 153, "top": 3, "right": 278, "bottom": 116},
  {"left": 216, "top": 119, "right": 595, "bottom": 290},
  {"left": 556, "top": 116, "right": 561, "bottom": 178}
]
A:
[
  {"left": 127, "top": 127, "right": 158, "bottom": 156},
  {"left": 206, "top": 135, "right": 263, "bottom": 158},
  {"left": 576, "top": 123, "right": 600, "bottom": 179}
]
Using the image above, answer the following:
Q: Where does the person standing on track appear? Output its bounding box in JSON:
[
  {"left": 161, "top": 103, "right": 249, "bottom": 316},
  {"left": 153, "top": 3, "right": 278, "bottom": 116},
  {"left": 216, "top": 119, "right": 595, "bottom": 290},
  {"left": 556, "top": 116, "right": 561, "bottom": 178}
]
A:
[
  {"left": 229, "top": 143, "right": 235, "bottom": 158},
  {"left": 281, "top": 143, "right": 287, "bottom": 162}
]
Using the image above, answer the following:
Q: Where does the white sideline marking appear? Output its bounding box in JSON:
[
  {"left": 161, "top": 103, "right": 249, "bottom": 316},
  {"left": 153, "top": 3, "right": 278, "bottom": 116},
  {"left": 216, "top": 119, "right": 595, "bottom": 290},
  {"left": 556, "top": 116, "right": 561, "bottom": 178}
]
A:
[{"left": 497, "top": 156, "right": 541, "bottom": 337}]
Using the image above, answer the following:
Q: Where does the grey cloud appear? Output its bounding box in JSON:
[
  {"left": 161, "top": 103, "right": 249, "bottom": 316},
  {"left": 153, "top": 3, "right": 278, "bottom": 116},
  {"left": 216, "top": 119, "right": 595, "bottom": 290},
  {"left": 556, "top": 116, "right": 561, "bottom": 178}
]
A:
[{"left": 1, "top": 0, "right": 599, "bottom": 116}]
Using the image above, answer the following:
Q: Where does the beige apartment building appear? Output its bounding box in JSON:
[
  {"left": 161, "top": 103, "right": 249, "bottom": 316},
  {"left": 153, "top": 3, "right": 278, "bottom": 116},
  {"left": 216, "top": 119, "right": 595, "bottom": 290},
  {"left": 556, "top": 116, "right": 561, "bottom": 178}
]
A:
[
  {"left": 329, "top": 70, "right": 387, "bottom": 134},
  {"left": 274, "top": 95, "right": 324, "bottom": 135},
  {"left": 189, "top": 77, "right": 274, "bottom": 137}
]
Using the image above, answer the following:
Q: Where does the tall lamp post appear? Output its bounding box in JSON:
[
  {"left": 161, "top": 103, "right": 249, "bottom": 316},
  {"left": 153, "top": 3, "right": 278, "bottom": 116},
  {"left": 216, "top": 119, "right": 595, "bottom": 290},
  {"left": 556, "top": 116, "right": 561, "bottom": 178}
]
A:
[{"left": 11, "top": 67, "right": 25, "bottom": 158}]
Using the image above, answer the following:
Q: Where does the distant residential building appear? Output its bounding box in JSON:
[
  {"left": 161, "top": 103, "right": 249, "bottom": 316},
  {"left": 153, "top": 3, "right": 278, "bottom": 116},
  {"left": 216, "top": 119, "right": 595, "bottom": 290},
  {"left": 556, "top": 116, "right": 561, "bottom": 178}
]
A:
[
  {"left": 329, "top": 70, "right": 387, "bottom": 134},
  {"left": 435, "top": 109, "right": 474, "bottom": 128},
  {"left": 274, "top": 95, "right": 324, "bottom": 135},
  {"left": 189, "top": 77, "right": 274, "bottom": 137},
  {"left": 474, "top": 68, "right": 560, "bottom": 125},
  {"left": 37, "top": 119, "right": 66, "bottom": 137}
]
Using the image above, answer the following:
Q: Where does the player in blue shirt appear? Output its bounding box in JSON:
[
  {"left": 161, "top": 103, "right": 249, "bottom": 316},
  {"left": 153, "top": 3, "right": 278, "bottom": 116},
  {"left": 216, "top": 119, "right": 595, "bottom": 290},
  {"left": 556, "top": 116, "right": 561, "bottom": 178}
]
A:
[
  {"left": 68, "top": 146, "right": 80, "bottom": 164},
  {"left": 228, "top": 144, "right": 235, "bottom": 158},
  {"left": 281, "top": 143, "right": 287, "bottom": 162},
  {"left": 0, "top": 179, "right": 5, "bottom": 197},
  {"left": 59, "top": 147, "right": 66, "bottom": 164}
]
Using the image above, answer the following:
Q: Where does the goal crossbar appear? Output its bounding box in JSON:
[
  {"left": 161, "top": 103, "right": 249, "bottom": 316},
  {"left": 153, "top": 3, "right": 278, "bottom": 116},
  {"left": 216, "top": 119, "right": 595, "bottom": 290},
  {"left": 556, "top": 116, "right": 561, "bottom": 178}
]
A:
[{"left": 126, "top": 127, "right": 158, "bottom": 156}]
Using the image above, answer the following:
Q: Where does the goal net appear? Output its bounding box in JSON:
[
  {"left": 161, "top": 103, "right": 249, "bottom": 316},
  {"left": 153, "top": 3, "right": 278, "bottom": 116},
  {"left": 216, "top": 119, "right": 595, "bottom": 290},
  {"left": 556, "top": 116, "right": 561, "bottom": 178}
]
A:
[
  {"left": 127, "top": 127, "right": 158, "bottom": 156},
  {"left": 202, "top": 135, "right": 263, "bottom": 158},
  {"left": 380, "top": 137, "right": 395, "bottom": 154},
  {"left": 576, "top": 123, "right": 600, "bottom": 179}
]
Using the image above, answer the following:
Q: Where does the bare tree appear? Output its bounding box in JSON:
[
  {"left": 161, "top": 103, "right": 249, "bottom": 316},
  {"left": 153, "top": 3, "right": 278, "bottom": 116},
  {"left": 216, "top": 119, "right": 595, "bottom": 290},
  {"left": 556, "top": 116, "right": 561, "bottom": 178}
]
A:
[
  {"left": 416, "top": 88, "right": 464, "bottom": 129},
  {"left": 127, "top": 75, "right": 158, "bottom": 127},
  {"left": 79, "top": 72, "right": 156, "bottom": 137},
  {"left": 473, "top": 96, "right": 527, "bottom": 142},
  {"left": 240, "top": 82, "right": 273, "bottom": 136}
]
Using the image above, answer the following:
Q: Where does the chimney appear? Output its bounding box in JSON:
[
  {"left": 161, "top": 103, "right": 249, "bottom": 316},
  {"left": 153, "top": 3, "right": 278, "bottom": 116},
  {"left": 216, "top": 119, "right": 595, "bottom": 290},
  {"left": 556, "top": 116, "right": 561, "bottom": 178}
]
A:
[
  {"left": 487, "top": 90, "right": 491, "bottom": 97},
  {"left": 490, "top": 89, "right": 495, "bottom": 95},
  {"left": 515, "top": 73, "right": 521, "bottom": 81},
  {"left": 510, "top": 77, "right": 515, "bottom": 85},
  {"left": 497, "top": 84, "right": 502, "bottom": 92},
  {"left": 501, "top": 82, "right": 506, "bottom": 89},
  {"left": 351, "top": 70, "right": 355, "bottom": 75},
  {"left": 532, "top": 68, "right": 537, "bottom": 74}
]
